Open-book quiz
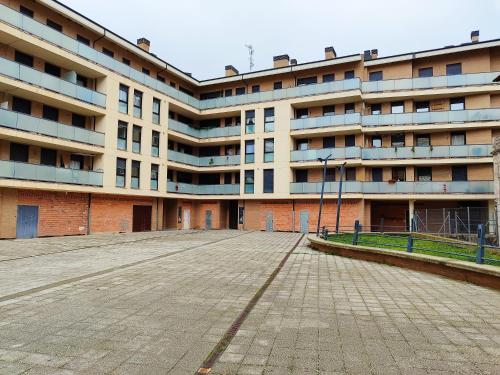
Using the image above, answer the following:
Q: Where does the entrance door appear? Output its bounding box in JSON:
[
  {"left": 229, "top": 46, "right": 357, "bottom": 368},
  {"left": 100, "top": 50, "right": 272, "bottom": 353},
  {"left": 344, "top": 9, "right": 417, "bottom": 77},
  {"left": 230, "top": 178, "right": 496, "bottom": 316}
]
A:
[
  {"left": 300, "top": 210, "right": 309, "bottom": 234},
  {"left": 132, "top": 205, "right": 152, "bottom": 232},
  {"left": 265, "top": 213, "right": 273, "bottom": 232},
  {"left": 16, "top": 205, "right": 39, "bottom": 239},
  {"left": 183, "top": 208, "right": 190, "bottom": 230},
  {"left": 205, "top": 210, "right": 212, "bottom": 230}
]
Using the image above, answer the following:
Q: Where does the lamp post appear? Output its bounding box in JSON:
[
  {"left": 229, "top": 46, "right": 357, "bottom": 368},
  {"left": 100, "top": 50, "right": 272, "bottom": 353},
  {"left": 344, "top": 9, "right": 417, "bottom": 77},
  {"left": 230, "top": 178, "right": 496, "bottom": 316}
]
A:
[
  {"left": 336, "top": 162, "right": 347, "bottom": 233},
  {"left": 316, "top": 154, "right": 332, "bottom": 237}
]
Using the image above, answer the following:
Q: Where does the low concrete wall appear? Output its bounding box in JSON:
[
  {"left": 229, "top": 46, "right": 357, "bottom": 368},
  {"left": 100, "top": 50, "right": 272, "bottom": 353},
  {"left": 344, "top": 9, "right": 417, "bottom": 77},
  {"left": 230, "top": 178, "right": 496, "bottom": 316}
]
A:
[{"left": 308, "top": 236, "right": 500, "bottom": 290}]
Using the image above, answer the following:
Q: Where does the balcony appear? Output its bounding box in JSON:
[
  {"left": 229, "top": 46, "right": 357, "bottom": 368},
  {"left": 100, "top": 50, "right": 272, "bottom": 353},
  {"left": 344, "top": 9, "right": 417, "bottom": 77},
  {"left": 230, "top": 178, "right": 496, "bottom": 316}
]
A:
[
  {"left": 362, "top": 71, "right": 500, "bottom": 93},
  {"left": 362, "top": 109, "right": 500, "bottom": 127},
  {"left": 0, "top": 108, "right": 105, "bottom": 147},
  {"left": 0, "top": 160, "right": 103, "bottom": 186},
  {"left": 0, "top": 57, "right": 106, "bottom": 107},
  {"left": 290, "top": 113, "right": 361, "bottom": 131},
  {"left": 362, "top": 145, "right": 492, "bottom": 160},
  {"left": 291, "top": 147, "right": 361, "bottom": 162},
  {"left": 167, "top": 181, "right": 240, "bottom": 195},
  {"left": 290, "top": 181, "right": 493, "bottom": 194},
  {"left": 167, "top": 150, "right": 240, "bottom": 167},
  {"left": 168, "top": 119, "right": 241, "bottom": 138}
]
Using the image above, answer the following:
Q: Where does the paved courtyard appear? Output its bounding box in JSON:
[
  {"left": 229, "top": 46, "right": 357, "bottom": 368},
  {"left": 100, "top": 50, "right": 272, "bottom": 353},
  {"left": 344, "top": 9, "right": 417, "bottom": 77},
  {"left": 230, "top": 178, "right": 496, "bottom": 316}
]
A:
[{"left": 0, "top": 230, "right": 498, "bottom": 375}]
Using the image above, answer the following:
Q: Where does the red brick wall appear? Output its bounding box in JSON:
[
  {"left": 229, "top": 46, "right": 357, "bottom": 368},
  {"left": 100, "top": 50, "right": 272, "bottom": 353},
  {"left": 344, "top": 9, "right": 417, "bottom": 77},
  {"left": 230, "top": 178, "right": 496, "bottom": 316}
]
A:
[
  {"left": 196, "top": 201, "right": 222, "bottom": 229},
  {"left": 18, "top": 190, "right": 89, "bottom": 237}
]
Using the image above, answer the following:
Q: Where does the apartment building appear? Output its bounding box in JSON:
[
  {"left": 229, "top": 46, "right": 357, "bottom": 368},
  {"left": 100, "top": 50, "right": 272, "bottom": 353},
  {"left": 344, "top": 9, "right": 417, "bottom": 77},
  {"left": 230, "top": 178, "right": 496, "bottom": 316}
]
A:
[{"left": 0, "top": 0, "right": 499, "bottom": 238}]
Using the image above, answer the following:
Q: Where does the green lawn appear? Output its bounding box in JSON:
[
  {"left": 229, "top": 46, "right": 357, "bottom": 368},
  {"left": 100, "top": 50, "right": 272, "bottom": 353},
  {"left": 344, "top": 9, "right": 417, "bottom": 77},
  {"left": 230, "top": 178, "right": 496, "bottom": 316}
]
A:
[{"left": 327, "top": 233, "right": 500, "bottom": 266}]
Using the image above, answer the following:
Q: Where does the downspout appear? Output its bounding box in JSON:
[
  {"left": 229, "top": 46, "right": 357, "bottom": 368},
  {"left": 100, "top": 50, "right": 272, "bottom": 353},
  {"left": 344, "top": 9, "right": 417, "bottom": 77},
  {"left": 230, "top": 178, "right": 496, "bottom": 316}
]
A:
[{"left": 87, "top": 193, "right": 92, "bottom": 235}]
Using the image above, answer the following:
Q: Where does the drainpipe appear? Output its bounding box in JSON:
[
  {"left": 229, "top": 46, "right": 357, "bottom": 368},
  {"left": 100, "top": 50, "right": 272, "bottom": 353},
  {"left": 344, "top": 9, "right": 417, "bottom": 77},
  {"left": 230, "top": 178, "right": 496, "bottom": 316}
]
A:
[{"left": 87, "top": 193, "right": 92, "bottom": 235}]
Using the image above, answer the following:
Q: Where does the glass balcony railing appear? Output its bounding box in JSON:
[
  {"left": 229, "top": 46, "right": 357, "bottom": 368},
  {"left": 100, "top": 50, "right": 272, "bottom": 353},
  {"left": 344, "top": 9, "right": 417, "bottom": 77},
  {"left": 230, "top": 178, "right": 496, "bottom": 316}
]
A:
[
  {"left": 290, "top": 113, "right": 361, "bottom": 130},
  {"left": 290, "top": 181, "right": 493, "bottom": 194},
  {"left": 362, "top": 109, "right": 500, "bottom": 127},
  {"left": 362, "top": 72, "right": 500, "bottom": 92},
  {"left": 0, "top": 56, "right": 106, "bottom": 107},
  {"left": 168, "top": 119, "right": 241, "bottom": 138},
  {"left": 362, "top": 145, "right": 492, "bottom": 160},
  {"left": 291, "top": 147, "right": 361, "bottom": 162},
  {"left": 0, "top": 108, "right": 105, "bottom": 147},
  {"left": 0, "top": 160, "right": 103, "bottom": 186},
  {"left": 167, "top": 181, "right": 240, "bottom": 195},
  {"left": 167, "top": 150, "right": 240, "bottom": 167}
]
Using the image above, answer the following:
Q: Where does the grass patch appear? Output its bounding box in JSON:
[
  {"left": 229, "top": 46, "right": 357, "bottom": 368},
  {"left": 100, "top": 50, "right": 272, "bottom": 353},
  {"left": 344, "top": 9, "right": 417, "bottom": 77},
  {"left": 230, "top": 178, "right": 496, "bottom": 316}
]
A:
[{"left": 327, "top": 233, "right": 500, "bottom": 266}]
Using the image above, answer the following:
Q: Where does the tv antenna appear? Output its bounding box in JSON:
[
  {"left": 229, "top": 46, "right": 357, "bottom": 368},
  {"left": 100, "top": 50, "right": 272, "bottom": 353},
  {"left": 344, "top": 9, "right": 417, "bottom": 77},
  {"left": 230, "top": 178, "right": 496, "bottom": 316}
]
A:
[{"left": 245, "top": 44, "right": 254, "bottom": 71}]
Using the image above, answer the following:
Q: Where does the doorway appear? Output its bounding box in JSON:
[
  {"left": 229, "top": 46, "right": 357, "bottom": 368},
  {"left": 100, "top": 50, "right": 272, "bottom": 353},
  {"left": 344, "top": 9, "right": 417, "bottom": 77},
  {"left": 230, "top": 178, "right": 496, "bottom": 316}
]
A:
[
  {"left": 183, "top": 208, "right": 191, "bottom": 230},
  {"left": 16, "top": 205, "right": 39, "bottom": 239},
  {"left": 300, "top": 210, "right": 309, "bottom": 234},
  {"left": 205, "top": 210, "right": 212, "bottom": 229},
  {"left": 132, "top": 205, "right": 152, "bottom": 232},
  {"left": 228, "top": 200, "right": 238, "bottom": 229}
]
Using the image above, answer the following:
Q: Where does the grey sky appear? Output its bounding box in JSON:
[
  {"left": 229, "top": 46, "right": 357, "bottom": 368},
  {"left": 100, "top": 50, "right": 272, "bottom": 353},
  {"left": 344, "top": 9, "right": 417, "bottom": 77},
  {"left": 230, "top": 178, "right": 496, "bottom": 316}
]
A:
[{"left": 61, "top": 0, "right": 500, "bottom": 81}]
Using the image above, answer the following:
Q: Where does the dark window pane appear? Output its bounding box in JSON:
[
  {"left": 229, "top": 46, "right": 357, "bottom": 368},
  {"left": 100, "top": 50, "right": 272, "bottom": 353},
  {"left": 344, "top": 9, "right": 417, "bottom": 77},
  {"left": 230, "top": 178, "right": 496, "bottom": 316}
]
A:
[
  {"left": 371, "top": 103, "right": 381, "bottom": 115},
  {"left": 252, "top": 85, "right": 260, "bottom": 93},
  {"left": 323, "top": 137, "right": 335, "bottom": 148},
  {"left": 296, "top": 169, "right": 308, "bottom": 183},
  {"left": 297, "top": 76, "right": 317, "bottom": 86},
  {"left": 263, "top": 169, "right": 274, "bottom": 193},
  {"left": 325, "top": 168, "right": 335, "bottom": 182},
  {"left": 323, "top": 73, "right": 335, "bottom": 82},
  {"left": 415, "top": 101, "right": 429, "bottom": 112},
  {"left": 369, "top": 71, "right": 383, "bottom": 81},
  {"left": 418, "top": 67, "right": 433, "bottom": 77},
  {"left": 345, "top": 135, "right": 355, "bottom": 147},
  {"left": 345, "top": 103, "right": 355, "bottom": 114},
  {"left": 273, "top": 81, "right": 282, "bottom": 90},
  {"left": 296, "top": 108, "right": 309, "bottom": 119},
  {"left": 10, "top": 143, "right": 29, "bottom": 162},
  {"left": 76, "top": 74, "right": 88, "bottom": 87},
  {"left": 235, "top": 87, "right": 246, "bottom": 95},
  {"left": 323, "top": 105, "right": 335, "bottom": 116},
  {"left": 392, "top": 167, "right": 406, "bottom": 181},
  {"left": 123, "top": 58, "right": 131, "bottom": 66},
  {"left": 450, "top": 97, "right": 465, "bottom": 111},
  {"left": 76, "top": 34, "right": 90, "bottom": 45},
  {"left": 12, "top": 97, "right": 31, "bottom": 114},
  {"left": 20, "top": 6, "right": 34, "bottom": 18},
  {"left": 102, "top": 48, "right": 114, "bottom": 58},
  {"left": 415, "top": 134, "right": 430, "bottom": 147},
  {"left": 40, "top": 148, "right": 57, "bottom": 166},
  {"left": 14, "top": 50, "right": 33, "bottom": 67},
  {"left": 344, "top": 70, "right": 355, "bottom": 79},
  {"left": 225, "top": 89, "right": 233, "bottom": 97},
  {"left": 391, "top": 134, "right": 405, "bottom": 147},
  {"left": 42, "top": 105, "right": 58, "bottom": 122},
  {"left": 452, "top": 166, "right": 467, "bottom": 181},
  {"left": 345, "top": 168, "right": 356, "bottom": 181},
  {"left": 372, "top": 168, "right": 383, "bottom": 182},
  {"left": 72, "top": 114, "right": 86, "bottom": 128},
  {"left": 446, "top": 63, "right": 462, "bottom": 76},
  {"left": 44, "top": 62, "right": 61, "bottom": 77},
  {"left": 416, "top": 167, "right": 432, "bottom": 182},
  {"left": 142, "top": 68, "right": 150, "bottom": 76},
  {"left": 46, "top": 19, "right": 62, "bottom": 32}
]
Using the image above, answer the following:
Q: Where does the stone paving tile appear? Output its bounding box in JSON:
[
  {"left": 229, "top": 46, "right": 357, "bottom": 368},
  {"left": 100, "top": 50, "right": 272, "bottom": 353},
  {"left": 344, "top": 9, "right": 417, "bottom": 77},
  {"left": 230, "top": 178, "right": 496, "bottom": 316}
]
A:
[{"left": 210, "top": 238, "right": 500, "bottom": 375}]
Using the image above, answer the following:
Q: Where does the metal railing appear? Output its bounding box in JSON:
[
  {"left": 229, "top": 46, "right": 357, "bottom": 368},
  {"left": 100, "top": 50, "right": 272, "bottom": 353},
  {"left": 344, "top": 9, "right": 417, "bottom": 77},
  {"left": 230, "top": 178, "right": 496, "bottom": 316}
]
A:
[
  {"left": 167, "top": 150, "right": 240, "bottom": 167},
  {"left": 291, "top": 147, "right": 361, "bottom": 162},
  {"left": 361, "top": 144, "right": 492, "bottom": 159},
  {"left": 168, "top": 119, "right": 241, "bottom": 138},
  {"left": 290, "top": 113, "right": 361, "bottom": 130},
  {"left": 167, "top": 181, "right": 240, "bottom": 195}
]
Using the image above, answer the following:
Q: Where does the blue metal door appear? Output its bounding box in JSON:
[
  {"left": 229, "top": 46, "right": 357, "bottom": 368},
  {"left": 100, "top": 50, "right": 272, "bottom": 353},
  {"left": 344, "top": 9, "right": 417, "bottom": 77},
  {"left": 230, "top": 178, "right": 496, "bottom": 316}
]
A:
[
  {"left": 205, "top": 210, "right": 212, "bottom": 230},
  {"left": 300, "top": 211, "right": 309, "bottom": 234},
  {"left": 265, "top": 213, "right": 273, "bottom": 232},
  {"left": 16, "top": 205, "right": 39, "bottom": 239}
]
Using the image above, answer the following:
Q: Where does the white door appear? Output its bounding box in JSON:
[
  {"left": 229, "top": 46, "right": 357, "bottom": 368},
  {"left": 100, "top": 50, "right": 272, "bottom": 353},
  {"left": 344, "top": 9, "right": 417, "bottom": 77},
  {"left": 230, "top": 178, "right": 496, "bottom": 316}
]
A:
[{"left": 183, "top": 209, "right": 190, "bottom": 230}]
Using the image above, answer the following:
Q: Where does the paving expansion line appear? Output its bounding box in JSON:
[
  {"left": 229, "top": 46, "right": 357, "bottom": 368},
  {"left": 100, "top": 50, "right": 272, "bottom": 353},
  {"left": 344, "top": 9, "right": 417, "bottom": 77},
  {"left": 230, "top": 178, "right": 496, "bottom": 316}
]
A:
[
  {"left": 0, "top": 231, "right": 255, "bottom": 303},
  {"left": 195, "top": 233, "right": 305, "bottom": 375}
]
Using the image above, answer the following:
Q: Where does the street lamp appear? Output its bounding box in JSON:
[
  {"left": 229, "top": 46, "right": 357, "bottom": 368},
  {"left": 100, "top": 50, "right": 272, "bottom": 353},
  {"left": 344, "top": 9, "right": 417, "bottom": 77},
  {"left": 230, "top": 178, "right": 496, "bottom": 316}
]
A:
[{"left": 316, "top": 154, "right": 332, "bottom": 236}]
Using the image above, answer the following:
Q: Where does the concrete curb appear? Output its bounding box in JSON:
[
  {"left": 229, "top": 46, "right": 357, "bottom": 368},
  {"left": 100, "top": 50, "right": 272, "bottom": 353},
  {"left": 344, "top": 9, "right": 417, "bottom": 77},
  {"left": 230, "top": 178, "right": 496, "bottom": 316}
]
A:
[{"left": 308, "top": 236, "right": 500, "bottom": 290}]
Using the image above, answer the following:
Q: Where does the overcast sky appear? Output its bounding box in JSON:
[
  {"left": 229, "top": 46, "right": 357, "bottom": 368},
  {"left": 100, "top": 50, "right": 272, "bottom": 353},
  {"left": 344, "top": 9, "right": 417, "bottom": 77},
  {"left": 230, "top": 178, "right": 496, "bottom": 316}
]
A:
[{"left": 61, "top": 0, "right": 500, "bottom": 80}]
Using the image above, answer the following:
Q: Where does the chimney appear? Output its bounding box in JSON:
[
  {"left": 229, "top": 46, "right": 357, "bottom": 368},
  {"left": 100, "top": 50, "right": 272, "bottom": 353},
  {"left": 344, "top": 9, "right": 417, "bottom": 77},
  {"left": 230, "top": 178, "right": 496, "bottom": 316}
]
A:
[
  {"left": 137, "top": 37, "right": 150, "bottom": 52},
  {"left": 363, "top": 50, "right": 371, "bottom": 61},
  {"left": 325, "top": 46, "right": 336, "bottom": 60},
  {"left": 273, "top": 54, "right": 289, "bottom": 68},
  {"left": 371, "top": 49, "right": 378, "bottom": 59},
  {"left": 225, "top": 65, "right": 239, "bottom": 77},
  {"left": 471, "top": 30, "right": 479, "bottom": 43},
  {"left": 290, "top": 58, "right": 297, "bottom": 65}
]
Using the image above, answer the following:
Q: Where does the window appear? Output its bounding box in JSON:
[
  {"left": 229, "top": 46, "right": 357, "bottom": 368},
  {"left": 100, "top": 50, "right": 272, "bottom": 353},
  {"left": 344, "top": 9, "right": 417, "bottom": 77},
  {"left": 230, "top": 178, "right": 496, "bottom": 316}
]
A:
[
  {"left": 296, "top": 108, "right": 309, "bottom": 119},
  {"left": 131, "top": 160, "right": 140, "bottom": 189},
  {"left": 323, "top": 73, "right": 335, "bottom": 82},
  {"left": 263, "top": 169, "right": 274, "bottom": 193},
  {"left": 152, "top": 98, "right": 161, "bottom": 124},
  {"left": 179, "top": 86, "right": 194, "bottom": 97},
  {"left": 345, "top": 135, "right": 356, "bottom": 147},
  {"left": 297, "top": 76, "right": 318, "bottom": 86},
  {"left": 325, "top": 168, "right": 335, "bottom": 182},
  {"left": 372, "top": 168, "right": 383, "bottom": 182},
  {"left": 452, "top": 166, "right": 467, "bottom": 181},
  {"left": 323, "top": 105, "right": 335, "bottom": 116},
  {"left": 102, "top": 48, "right": 114, "bottom": 58},
  {"left": 415, "top": 101, "right": 430, "bottom": 113},
  {"left": 42, "top": 105, "right": 58, "bottom": 122},
  {"left": 245, "top": 140, "right": 255, "bottom": 163},
  {"left": 296, "top": 170, "right": 308, "bottom": 183},
  {"left": 122, "top": 58, "right": 131, "bottom": 66},
  {"left": 224, "top": 173, "right": 232, "bottom": 184},
  {"left": 451, "top": 132, "right": 466, "bottom": 146},
  {"left": 117, "top": 121, "right": 127, "bottom": 150},
  {"left": 12, "top": 97, "right": 31, "bottom": 114},
  {"left": 133, "top": 90, "right": 143, "bottom": 118},
  {"left": 70, "top": 154, "right": 83, "bottom": 170},
  {"left": 14, "top": 50, "right": 33, "bottom": 67},
  {"left": 116, "top": 158, "right": 126, "bottom": 187},
  {"left": 235, "top": 87, "right": 246, "bottom": 95},
  {"left": 170, "top": 81, "right": 177, "bottom": 89},
  {"left": 391, "top": 134, "right": 405, "bottom": 147},
  {"left": 132, "top": 125, "right": 142, "bottom": 153},
  {"left": 40, "top": 148, "right": 57, "bottom": 166},
  {"left": 76, "top": 34, "right": 90, "bottom": 45},
  {"left": 297, "top": 139, "right": 308, "bottom": 151},
  {"left": 142, "top": 68, "right": 150, "bottom": 76},
  {"left": 200, "top": 91, "right": 222, "bottom": 100},
  {"left": 225, "top": 89, "right": 232, "bottom": 97},
  {"left": 46, "top": 19, "right": 62, "bottom": 32},
  {"left": 418, "top": 67, "right": 433, "bottom": 78},
  {"left": 450, "top": 97, "right": 465, "bottom": 111},
  {"left": 72, "top": 114, "right": 85, "bottom": 128},
  {"left": 345, "top": 168, "right": 356, "bottom": 181},
  {"left": 345, "top": 103, "right": 355, "bottom": 114},
  {"left": 344, "top": 70, "right": 355, "bottom": 79},
  {"left": 151, "top": 164, "right": 159, "bottom": 190},
  {"left": 244, "top": 170, "right": 254, "bottom": 194},
  {"left": 371, "top": 104, "right": 381, "bottom": 115},
  {"left": 252, "top": 85, "right": 260, "bottom": 93},
  {"left": 416, "top": 167, "right": 432, "bottom": 182},
  {"left": 415, "top": 134, "right": 430, "bottom": 147},
  {"left": 156, "top": 74, "right": 165, "bottom": 82},
  {"left": 245, "top": 110, "right": 255, "bottom": 134},
  {"left": 391, "top": 101, "right": 404, "bottom": 114},
  {"left": 264, "top": 139, "right": 274, "bottom": 162},
  {"left": 369, "top": 71, "right": 383, "bottom": 81},
  {"left": 273, "top": 81, "right": 282, "bottom": 90},
  {"left": 44, "top": 62, "right": 61, "bottom": 77},
  {"left": 119, "top": 84, "right": 129, "bottom": 114},
  {"left": 264, "top": 108, "right": 274, "bottom": 132},
  {"left": 151, "top": 131, "right": 160, "bottom": 157},
  {"left": 76, "top": 74, "right": 88, "bottom": 87},
  {"left": 10, "top": 143, "right": 29, "bottom": 162},
  {"left": 167, "top": 169, "right": 173, "bottom": 182},
  {"left": 392, "top": 167, "right": 406, "bottom": 181},
  {"left": 371, "top": 136, "right": 381, "bottom": 148},
  {"left": 20, "top": 6, "right": 34, "bottom": 18},
  {"left": 446, "top": 63, "right": 462, "bottom": 76},
  {"left": 323, "top": 137, "right": 335, "bottom": 148}
]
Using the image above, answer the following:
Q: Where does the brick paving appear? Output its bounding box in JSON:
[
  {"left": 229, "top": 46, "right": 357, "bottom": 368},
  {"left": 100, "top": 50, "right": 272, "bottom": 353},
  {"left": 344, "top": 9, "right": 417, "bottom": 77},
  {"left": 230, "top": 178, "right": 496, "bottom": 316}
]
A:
[{"left": 0, "top": 231, "right": 498, "bottom": 375}]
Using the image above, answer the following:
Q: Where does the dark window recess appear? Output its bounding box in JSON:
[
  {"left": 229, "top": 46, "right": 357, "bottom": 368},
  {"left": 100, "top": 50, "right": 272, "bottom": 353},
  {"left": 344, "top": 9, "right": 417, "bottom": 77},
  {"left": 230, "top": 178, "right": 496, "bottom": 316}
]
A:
[
  {"left": 225, "top": 89, "right": 233, "bottom": 97},
  {"left": 42, "top": 105, "right": 58, "bottom": 122},
  {"left": 199, "top": 174, "right": 220, "bottom": 185},
  {"left": 323, "top": 105, "right": 335, "bottom": 116},
  {"left": 369, "top": 71, "right": 383, "bottom": 81},
  {"left": 131, "top": 160, "right": 140, "bottom": 184},
  {"left": 15, "top": 50, "right": 33, "bottom": 67},
  {"left": 156, "top": 74, "right": 165, "bottom": 82},
  {"left": 450, "top": 97, "right": 465, "bottom": 111},
  {"left": 297, "top": 139, "right": 308, "bottom": 151},
  {"left": 122, "top": 58, "right": 131, "bottom": 66},
  {"left": 252, "top": 85, "right": 260, "bottom": 93},
  {"left": 102, "top": 48, "right": 114, "bottom": 58},
  {"left": 20, "top": 6, "right": 34, "bottom": 18},
  {"left": 415, "top": 101, "right": 430, "bottom": 112},
  {"left": 10, "top": 143, "right": 29, "bottom": 162},
  {"left": 200, "top": 91, "right": 222, "bottom": 100},
  {"left": 371, "top": 103, "right": 382, "bottom": 115},
  {"left": 325, "top": 168, "right": 335, "bottom": 182},
  {"left": 273, "top": 81, "right": 282, "bottom": 90},
  {"left": 297, "top": 76, "right": 317, "bottom": 86},
  {"left": 170, "top": 81, "right": 176, "bottom": 88},
  {"left": 116, "top": 158, "right": 126, "bottom": 181},
  {"left": 46, "top": 19, "right": 62, "bottom": 32},
  {"left": 177, "top": 171, "right": 192, "bottom": 184},
  {"left": 452, "top": 166, "right": 467, "bottom": 181},
  {"left": 392, "top": 167, "right": 406, "bottom": 181},
  {"left": 72, "top": 114, "right": 86, "bottom": 128},
  {"left": 44, "top": 62, "right": 61, "bottom": 77},
  {"left": 151, "top": 164, "right": 159, "bottom": 183},
  {"left": 344, "top": 70, "right": 355, "bottom": 79},
  {"left": 76, "top": 34, "right": 90, "bottom": 45},
  {"left": 416, "top": 167, "right": 432, "bottom": 182},
  {"left": 70, "top": 154, "right": 84, "bottom": 170},
  {"left": 451, "top": 132, "right": 466, "bottom": 146},
  {"left": 76, "top": 74, "right": 88, "bottom": 87},
  {"left": 416, "top": 134, "right": 431, "bottom": 147},
  {"left": 40, "top": 148, "right": 57, "bottom": 166},
  {"left": 391, "top": 134, "right": 405, "bottom": 147},
  {"left": 179, "top": 86, "right": 194, "bottom": 96},
  {"left": 345, "top": 103, "right": 355, "bottom": 114},
  {"left": 446, "top": 63, "right": 462, "bottom": 76},
  {"left": 295, "top": 169, "right": 308, "bottom": 183},
  {"left": 418, "top": 67, "right": 433, "bottom": 78},
  {"left": 296, "top": 108, "right": 309, "bottom": 119},
  {"left": 167, "top": 169, "right": 173, "bottom": 181},
  {"left": 372, "top": 168, "right": 383, "bottom": 182},
  {"left": 142, "top": 68, "right": 150, "bottom": 76},
  {"left": 263, "top": 169, "right": 274, "bottom": 193},
  {"left": 323, "top": 74, "right": 335, "bottom": 82},
  {"left": 345, "top": 168, "right": 356, "bottom": 181},
  {"left": 235, "top": 87, "right": 246, "bottom": 95},
  {"left": 117, "top": 121, "right": 127, "bottom": 149},
  {"left": 323, "top": 137, "right": 335, "bottom": 148},
  {"left": 224, "top": 173, "right": 232, "bottom": 184},
  {"left": 12, "top": 97, "right": 31, "bottom": 114},
  {"left": 345, "top": 135, "right": 355, "bottom": 147}
]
